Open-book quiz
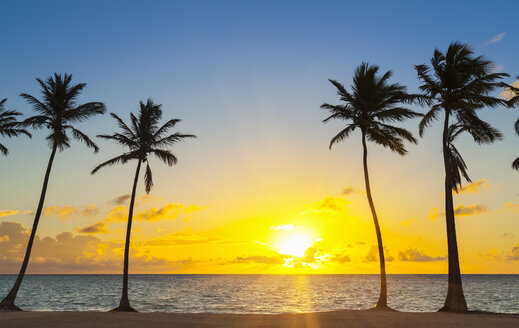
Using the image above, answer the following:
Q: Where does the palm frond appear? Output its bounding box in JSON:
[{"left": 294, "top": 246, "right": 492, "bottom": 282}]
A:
[
  {"left": 144, "top": 162, "right": 153, "bottom": 193},
  {"left": 91, "top": 152, "right": 137, "bottom": 174},
  {"left": 68, "top": 126, "right": 99, "bottom": 152}
]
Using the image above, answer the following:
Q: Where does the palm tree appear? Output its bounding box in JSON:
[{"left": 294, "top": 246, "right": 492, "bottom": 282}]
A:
[
  {"left": 415, "top": 42, "right": 507, "bottom": 312},
  {"left": 91, "top": 99, "right": 195, "bottom": 312},
  {"left": 321, "top": 62, "right": 421, "bottom": 310},
  {"left": 0, "top": 74, "right": 106, "bottom": 311},
  {"left": 0, "top": 98, "right": 31, "bottom": 155}
]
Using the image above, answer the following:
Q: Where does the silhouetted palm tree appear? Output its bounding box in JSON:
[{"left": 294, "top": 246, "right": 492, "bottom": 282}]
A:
[
  {"left": 0, "top": 98, "right": 31, "bottom": 155},
  {"left": 415, "top": 42, "right": 507, "bottom": 312},
  {"left": 0, "top": 74, "right": 105, "bottom": 311},
  {"left": 91, "top": 99, "right": 195, "bottom": 312},
  {"left": 321, "top": 63, "right": 421, "bottom": 310}
]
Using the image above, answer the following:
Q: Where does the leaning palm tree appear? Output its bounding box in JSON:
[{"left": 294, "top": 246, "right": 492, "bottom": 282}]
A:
[
  {"left": 321, "top": 62, "right": 421, "bottom": 310},
  {"left": 0, "top": 98, "right": 31, "bottom": 155},
  {"left": 0, "top": 74, "right": 106, "bottom": 311},
  {"left": 415, "top": 42, "right": 507, "bottom": 312},
  {"left": 91, "top": 99, "right": 195, "bottom": 312}
]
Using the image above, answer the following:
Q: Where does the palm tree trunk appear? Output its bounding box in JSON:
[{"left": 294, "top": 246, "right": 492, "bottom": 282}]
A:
[
  {"left": 112, "top": 160, "right": 141, "bottom": 312},
  {"left": 439, "top": 110, "right": 468, "bottom": 312},
  {"left": 0, "top": 144, "right": 58, "bottom": 311},
  {"left": 361, "top": 132, "right": 388, "bottom": 310}
]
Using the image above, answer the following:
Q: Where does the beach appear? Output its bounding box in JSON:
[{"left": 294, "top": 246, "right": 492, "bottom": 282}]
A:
[{"left": 1, "top": 311, "right": 518, "bottom": 328}]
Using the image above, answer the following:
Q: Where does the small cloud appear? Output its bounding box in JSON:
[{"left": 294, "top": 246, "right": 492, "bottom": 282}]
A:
[
  {"left": 111, "top": 194, "right": 130, "bottom": 205},
  {"left": 400, "top": 218, "right": 415, "bottom": 226},
  {"left": 453, "top": 204, "right": 488, "bottom": 216},
  {"left": 458, "top": 179, "right": 489, "bottom": 194},
  {"left": 77, "top": 222, "right": 109, "bottom": 234},
  {"left": 42, "top": 205, "right": 101, "bottom": 220},
  {"left": 504, "top": 202, "right": 519, "bottom": 213},
  {"left": 427, "top": 208, "right": 440, "bottom": 221},
  {"left": 135, "top": 203, "right": 205, "bottom": 221},
  {"left": 0, "top": 210, "right": 20, "bottom": 217},
  {"left": 506, "top": 243, "right": 519, "bottom": 261},
  {"left": 342, "top": 186, "right": 362, "bottom": 195},
  {"left": 300, "top": 196, "right": 349, "bottom": 215},
  {"left": 501, "top": 233, "right": 514, "bottom": 238},
  {"left": 500, "top": 79, "right": 519, "bottom": 100},
  {"left": 270, "top": 224, "right": 294, "bottom": 231},
  {"left": 398, "top": 248, "right": 446, "bottom": 262},
  {"left": 484, "top": 32, "right": 506, "bottom": 46},
  {"left": 330, "top": 254, "right": 351, "bottom": 263},
  {"left": 363, "top": 245, "right": 393, "bottom": 263}
]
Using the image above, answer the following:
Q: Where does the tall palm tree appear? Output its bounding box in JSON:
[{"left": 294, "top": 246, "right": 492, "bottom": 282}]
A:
[
  {"left": 415, "top": 42, "right": 507, "bottom": 312},
  {"left": 321, "top": 62, "right": 421, "bottom": 310},
  {"left": 0, "top": 98, "right": 31, "bottom": 155},
  {"left": 0, "top": 74, "right": 106, "bottom": 311},
  {"left": 91, "top": 99, "right": 195, "bottom": 312}
]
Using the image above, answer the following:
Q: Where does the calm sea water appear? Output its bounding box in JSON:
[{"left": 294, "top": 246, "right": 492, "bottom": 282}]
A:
[{"left": 0, "top": 274, "right": 517, "bottom": 313}]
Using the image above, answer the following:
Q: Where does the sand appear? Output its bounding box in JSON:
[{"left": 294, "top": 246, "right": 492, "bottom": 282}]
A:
[{"left": 0, "top": 310, "right": 518, "bottom": 328}]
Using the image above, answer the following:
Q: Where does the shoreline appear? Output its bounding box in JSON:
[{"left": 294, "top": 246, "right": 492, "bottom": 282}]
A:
[{"left": 1, "top": 310, "right": 518, "bottom": 328}]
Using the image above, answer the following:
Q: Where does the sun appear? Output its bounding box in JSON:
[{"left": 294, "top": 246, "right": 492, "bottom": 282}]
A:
[{"left": 277, "top": 233, "right": 313, "bottom": 257}]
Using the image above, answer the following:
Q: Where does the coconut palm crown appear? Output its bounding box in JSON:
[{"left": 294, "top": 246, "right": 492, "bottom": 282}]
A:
[{"left": 0, "top": 98, "right": 31, "bottom": 155}]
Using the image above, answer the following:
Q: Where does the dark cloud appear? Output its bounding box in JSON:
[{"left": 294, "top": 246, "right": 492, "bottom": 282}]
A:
[
  {"left": 363, "top": 245, "right": 393, "bottom": 263},
  {"left": 77, "top": 222, "right": 109, "bottom": 234},
  {"left": 111, "top": 194, "right": 131, "bottom": 205}
]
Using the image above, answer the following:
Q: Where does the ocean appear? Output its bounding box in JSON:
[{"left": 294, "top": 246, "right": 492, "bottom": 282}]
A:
[{"left": 0, "top": 274, "right": 517, "bottom": 313}]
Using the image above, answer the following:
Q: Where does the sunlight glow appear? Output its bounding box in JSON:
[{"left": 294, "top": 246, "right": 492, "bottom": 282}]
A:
[{"left": 277, "top": 233, "right": 313, "bottom": 257}]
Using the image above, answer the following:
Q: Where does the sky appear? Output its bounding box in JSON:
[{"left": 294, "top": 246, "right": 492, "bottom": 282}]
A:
[{"left": 0, "top": 0, "right": 518, "bottom": 274}]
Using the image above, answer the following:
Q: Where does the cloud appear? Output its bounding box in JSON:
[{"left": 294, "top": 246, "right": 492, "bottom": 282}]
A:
[
  {"left": 484, "top": 32, "right": 506, "bottom": 46},
  {"left": 458, "top": 179, "right": 489, "bottom": 194},
  {"left": 400, "top": 218, "right": 415, "bottom": 226},
  {"left": 135, "top": 203, "right": 206, "bottom": 222},
  {"left": 398, "top": 248, "right": 446, "bottom": 262},
  {"left": 500, "top": 79, "right": 519, "bottom": 100},
  {"left": 501, "top": 233, "right": 514, "bottom": 238},
  {"left": 270, "top": 224, "right": 294, "bottom": 231},
  {"left": 77, "top": 222, "right": 109, "bottom": 234},
  {"left": 427, "top": 208, "right": 439, "bottom": 221},
  {"left": 300, "top": 196, "right": 349, "bottom": 215},
  {"left": 0, "top": 221, "right": 176, "bottom": 273},
  {"left": 104, "top": 206, "right": 128, "bottom": 222},
  {"left": 363, "top": 245, "right": 393, "bottom": 263},
  {"left": 504, "top": 202, "right": 519, "bottom": 213},
  {"left": 0, "top": 210, "right": 20, "bottom": 217},
  {"left": 111, "top": 194, "right": 164, "bottom": 206},
  {"left": 111, "top": 195, "right": 130, "bottom": 205},
  {"left": 42, "top": 205, "right": 101, "bottom": 220},
  {"left": 330, "top": 254, "right": 351, "bottom": 263},
  {"left": 453, "top": 204, "right": 488, "bottom": 216},
  {"left": 506, "top": 243, "right": 519, "bottom": 261},
  {"left": 342, "top": 186, "right": 362, "bottom": 195}
]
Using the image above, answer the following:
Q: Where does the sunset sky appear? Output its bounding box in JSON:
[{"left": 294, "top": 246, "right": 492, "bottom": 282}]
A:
[{"left": 0, "top": 0, "right": 518, "bottom": 274}]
